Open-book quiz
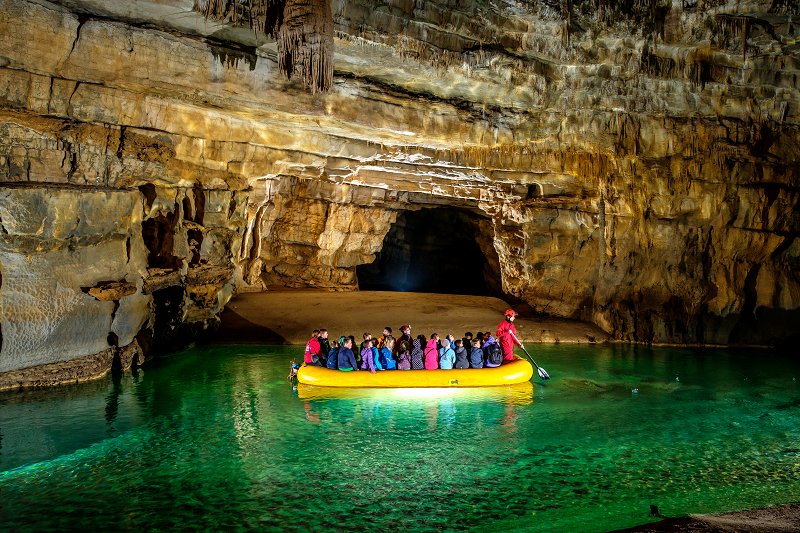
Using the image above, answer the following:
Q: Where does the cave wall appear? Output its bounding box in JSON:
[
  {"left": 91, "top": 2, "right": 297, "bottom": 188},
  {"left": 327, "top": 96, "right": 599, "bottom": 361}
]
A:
[{"left": 1, "top": 0, "right": 799, "bottom": 386}]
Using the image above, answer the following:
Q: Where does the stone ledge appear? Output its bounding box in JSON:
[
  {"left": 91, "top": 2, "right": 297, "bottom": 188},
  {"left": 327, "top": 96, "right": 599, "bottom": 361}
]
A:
[{"left": 0, "top": 341, "right": 144, "bottom": 392}]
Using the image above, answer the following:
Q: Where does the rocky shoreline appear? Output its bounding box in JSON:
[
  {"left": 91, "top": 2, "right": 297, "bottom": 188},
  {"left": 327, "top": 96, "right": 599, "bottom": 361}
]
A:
[{"left": 614, "top": 503, "right": 800, "bottom": 532}]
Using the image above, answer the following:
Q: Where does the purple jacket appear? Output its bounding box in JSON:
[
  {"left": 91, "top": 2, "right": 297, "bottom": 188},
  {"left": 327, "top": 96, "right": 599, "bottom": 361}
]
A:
[{"left": 360, "top": 346, "right": 376, "bottom": 372}]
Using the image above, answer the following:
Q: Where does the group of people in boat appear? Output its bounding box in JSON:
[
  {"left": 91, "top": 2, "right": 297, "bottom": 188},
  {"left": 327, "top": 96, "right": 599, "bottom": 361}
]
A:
[{"left": 302, "top": 309, "right": 524, "bottom": 372}]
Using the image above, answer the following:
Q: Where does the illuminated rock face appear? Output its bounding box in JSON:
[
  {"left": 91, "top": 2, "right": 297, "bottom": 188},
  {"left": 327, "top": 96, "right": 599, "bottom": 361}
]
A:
[{"left": 1, "top": 0, "right": 798, "bottom": 384}]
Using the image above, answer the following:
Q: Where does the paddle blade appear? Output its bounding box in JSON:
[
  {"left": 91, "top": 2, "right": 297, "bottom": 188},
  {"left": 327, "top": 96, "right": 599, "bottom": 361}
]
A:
[{"left": 537, "top": 366, "right": 550, "bottom": 380}]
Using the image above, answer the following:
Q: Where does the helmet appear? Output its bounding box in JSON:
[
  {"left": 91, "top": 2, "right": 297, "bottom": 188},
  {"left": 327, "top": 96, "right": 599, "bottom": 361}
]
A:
[{"left": 504, "top": 309, "right": 517, "bottom": 317}]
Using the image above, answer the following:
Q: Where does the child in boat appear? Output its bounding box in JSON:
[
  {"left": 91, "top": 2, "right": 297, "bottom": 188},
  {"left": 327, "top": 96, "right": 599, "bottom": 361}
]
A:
[
  {"left": 483, "top": 333, "right": 502, "bottom": 368},
  {"left": 360, "top": 338, "right": 378, "bottom": 373},
  {"left": 326, "top": 338, "right": 340, "bottom": 369},
  {"left": 337, "top": 337, "right": 358, "bottom": 371},
  {"left": 424, "top": 334, "right": 440, "bottom": 370},
  {"left": 379, "top": 337, "right": 397, "bottom": 370},
  {"left": 410, "top": 336, "right": 425, "bottom": 370},
  {"left": 439, "top": 337, "right": 455, "bottom": 370},
  {"left": 469, "top": 339, "right": 484, "bottom": 368},
  {"left": 453, "top": 339, "right": 469, "bottom": 369}
]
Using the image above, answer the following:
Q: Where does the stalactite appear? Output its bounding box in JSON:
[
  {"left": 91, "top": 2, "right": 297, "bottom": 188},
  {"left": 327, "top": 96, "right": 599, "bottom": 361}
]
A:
[
  {"left": 192, "top": 0, "right": 333, "bottom": 93},
  {"left": 279, "top": 0, "right": 334, "bottom": 93},
  {"left": 716, "top": 14, "right": 751, "bottom": 61},
  {"left": 561, "top": 0, "right": 572, "bottom": 47}
]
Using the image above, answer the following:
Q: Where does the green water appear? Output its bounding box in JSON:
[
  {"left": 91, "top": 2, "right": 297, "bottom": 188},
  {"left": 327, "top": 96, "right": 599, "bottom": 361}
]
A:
[{"left": 1, "top": 344, "right": 799, "bottom": 532}]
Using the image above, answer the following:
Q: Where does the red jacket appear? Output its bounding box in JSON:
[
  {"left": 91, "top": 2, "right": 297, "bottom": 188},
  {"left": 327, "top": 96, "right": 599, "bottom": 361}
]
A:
[
  {"left": 496, "top": 320, "right": 522, "bottom": 361},
  {"left": 304, "top": 337, "right": 321, "bottom": 363}
]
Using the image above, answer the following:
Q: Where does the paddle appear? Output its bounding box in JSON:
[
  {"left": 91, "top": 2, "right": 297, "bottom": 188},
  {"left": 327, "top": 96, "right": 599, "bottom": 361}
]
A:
[{"left": 510, "top": 330, "right": 550, "bottom": 380}]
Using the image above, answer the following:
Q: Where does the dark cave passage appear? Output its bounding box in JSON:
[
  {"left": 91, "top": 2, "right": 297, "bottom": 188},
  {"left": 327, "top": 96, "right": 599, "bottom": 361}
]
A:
[{"left": 356, "top": 207, "right": 500, "bottom": 296}]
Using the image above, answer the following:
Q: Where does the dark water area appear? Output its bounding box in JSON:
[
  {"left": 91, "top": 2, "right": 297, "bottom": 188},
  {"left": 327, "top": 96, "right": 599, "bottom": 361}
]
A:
[{"left": 1, "top": 344, "right": 799, "bottom": 531}]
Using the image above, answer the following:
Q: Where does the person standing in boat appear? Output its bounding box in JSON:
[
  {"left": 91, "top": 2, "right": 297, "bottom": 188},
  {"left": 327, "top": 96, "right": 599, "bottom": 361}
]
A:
[
  {"left": 496, "top": 309, "right": 524, "bottom": 363},
  {"left": 337, "top": 337, "right": 358, "bottom": 372},
  {"left": 304, "top": 329, "right": 322, "bottom": 366}
]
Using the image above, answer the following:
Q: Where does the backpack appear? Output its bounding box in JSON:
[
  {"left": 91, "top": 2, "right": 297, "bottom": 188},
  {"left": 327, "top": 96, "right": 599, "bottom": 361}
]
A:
[{"left": 485, "top": 342, "right": 503, "bottom": 366}]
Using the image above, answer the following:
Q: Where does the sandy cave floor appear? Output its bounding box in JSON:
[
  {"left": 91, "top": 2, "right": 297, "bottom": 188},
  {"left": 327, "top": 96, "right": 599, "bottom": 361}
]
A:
[{"left": 213, "top": 290, "right": 611, "bottom": 345}]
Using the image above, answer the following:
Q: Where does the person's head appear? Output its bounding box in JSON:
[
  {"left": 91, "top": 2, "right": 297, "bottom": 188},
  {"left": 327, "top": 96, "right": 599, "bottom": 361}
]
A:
[
  {"left": 431, "top": 333, "right": 439, "bottom": 340},
  {"left": 363, "top": 332, "right": 371, "bottom": 340},
  {"left": 363, "top": 338, "right": 373, "bottom": 348},
  {"left": 312, "top": 329, "right": 320, "bottom": 337},
  {"left": 401, "top": 324, "right": 411, "bottom": 335},
  {"left": 504, "top": 309, "right": 517, "bottom": 322},
  {"left": 464, "top": 332, "right": 473, "bottom": 341},
  {"left": 472, "top": 339, "right": 480, "bottom": 347},
  {"left": 385, "top": 337, "right": 395, "bottom": 350},
  {"left": 441, "top": 338, "right": 450, "bottom": 348},
  {"left": 343, "top": 337, "right": 353, "bottom": 348},
  {"left": 332, "top": 339, "right": 339, "bottom": 348},
  {"left": 383, "top": 326, "right": 392, "bottom": 336},
  {"left": 319, "top": 328, "right": 328, "bottom": 339},
  {"left": 417, "top": 334, "right": 426, "bottom": 343},
  {"left": 454, "top": 339, "right": 463, "bottom": 348}
]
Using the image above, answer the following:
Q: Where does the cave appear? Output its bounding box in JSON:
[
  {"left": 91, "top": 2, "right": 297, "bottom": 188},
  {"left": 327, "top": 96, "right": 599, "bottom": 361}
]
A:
[{"left": 356, "top": 208, "right": 498, "bottom": 296}]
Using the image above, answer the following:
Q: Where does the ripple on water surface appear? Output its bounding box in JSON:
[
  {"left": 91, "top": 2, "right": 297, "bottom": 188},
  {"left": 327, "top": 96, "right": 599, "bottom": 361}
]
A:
[{"left": 1, "top": 344, "right": 799, "bottom": 531}]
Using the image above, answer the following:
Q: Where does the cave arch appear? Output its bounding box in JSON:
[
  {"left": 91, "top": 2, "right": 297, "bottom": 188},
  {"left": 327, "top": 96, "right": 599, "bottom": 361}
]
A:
[{"left": 356, "top": 207, "right": 501, "bottom": 296}]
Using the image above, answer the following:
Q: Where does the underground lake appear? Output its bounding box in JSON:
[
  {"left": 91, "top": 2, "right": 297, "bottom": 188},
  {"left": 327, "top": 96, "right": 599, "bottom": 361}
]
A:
[{"left": 1, "top": 343, "right": 799, "bottom": 532}]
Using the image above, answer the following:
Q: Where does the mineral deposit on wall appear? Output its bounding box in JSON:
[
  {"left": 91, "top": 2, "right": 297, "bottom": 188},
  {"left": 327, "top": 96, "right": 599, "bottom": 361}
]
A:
[{"left": 1, "top": 0, "right": 798, "bottom": 388}]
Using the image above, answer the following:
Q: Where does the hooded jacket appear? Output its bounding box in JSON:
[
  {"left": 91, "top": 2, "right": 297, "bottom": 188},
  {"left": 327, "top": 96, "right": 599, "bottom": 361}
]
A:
[
  {"left": 469, "top": 346, "right": 484, "bottom": 368},
  {"left": 454, "top": 345, "right": 469, "bottom": 369},
  {"left": 424, "top": 338, "right": 439, "bottom": 370},
  {"left": 410, "top": 338, "right": 425, "bottom": 370},
  {"left": 438, "top": 339, "right": 455, "bottom": 370}
]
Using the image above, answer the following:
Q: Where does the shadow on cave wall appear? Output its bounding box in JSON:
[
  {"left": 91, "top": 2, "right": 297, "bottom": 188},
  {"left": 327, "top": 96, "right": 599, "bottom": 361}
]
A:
[{"left": 356, "top": 207, "right": 500, "bottom": 296}]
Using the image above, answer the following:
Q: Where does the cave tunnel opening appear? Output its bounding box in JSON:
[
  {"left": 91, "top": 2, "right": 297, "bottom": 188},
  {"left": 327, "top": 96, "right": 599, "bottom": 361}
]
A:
[{"left": 356, "top": 207, "right": 500, "bottom": 296}]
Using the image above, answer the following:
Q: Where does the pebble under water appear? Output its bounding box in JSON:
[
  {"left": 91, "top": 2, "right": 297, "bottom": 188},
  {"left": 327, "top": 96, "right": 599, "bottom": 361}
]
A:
[{"left": 1, "top": 344, "right": 799, "bottom": 531}]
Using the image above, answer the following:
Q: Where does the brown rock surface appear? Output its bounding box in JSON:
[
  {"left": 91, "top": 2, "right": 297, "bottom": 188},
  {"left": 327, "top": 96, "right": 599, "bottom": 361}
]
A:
[{"left": 1, "top": 0, "right": 798, "bottom": 386}]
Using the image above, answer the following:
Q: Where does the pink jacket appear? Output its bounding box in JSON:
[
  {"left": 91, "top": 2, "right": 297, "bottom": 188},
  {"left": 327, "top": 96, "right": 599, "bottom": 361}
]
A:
[
  {"left": 304, "top": 337, "right": 321, "bottom": 363},
  {"left": 424, "top": 339, "right": 439, "bottom": 370}
]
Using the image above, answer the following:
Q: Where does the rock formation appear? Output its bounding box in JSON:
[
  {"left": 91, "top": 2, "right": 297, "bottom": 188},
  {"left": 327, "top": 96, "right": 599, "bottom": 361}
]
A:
[{"left": 1, "top": 0, "right": 798, "bottom": 388}]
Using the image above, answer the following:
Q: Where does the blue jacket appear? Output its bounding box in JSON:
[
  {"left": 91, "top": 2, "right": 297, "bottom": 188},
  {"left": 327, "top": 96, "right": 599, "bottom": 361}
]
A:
[
  {"left": 338, "top": 347, "right": 357, "bottom": 370},
  {"left": 469, "top": 346, "right": 484, "bottom": 368},
  {"left": 379, "top": 347, "right": 396, "bottom": 370},
  {"left": 372, "top": 346, "right": 382, "bottom": 371},
  {"left": 326, "top": 347, "right": 339, "bottom": 369},
  {"left": 439, "top": 343, "right": 455, "bottom": 370}
]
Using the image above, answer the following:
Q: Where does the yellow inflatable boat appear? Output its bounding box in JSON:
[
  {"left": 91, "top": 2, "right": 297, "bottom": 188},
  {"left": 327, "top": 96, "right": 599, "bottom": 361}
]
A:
[{"left": 296, "top": 357, "right": 533, "bottom": 388}]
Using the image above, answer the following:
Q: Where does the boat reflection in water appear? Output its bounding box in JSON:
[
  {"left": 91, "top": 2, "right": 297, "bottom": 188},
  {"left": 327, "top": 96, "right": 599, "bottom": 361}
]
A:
[{"left": 296, "top": 380, "right": 534, "bottom": 404}]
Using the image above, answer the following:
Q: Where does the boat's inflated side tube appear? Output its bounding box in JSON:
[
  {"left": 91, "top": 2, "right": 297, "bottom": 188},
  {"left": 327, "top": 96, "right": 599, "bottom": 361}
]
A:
[{"left": 297, "top": 357, "right": 533, "bottom": 388}]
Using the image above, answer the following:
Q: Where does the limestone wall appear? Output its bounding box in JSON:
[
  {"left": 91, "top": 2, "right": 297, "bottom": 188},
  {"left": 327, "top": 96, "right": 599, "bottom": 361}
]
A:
[{"left": 0, "top": 0, "right": 798, "bottom": 386}]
